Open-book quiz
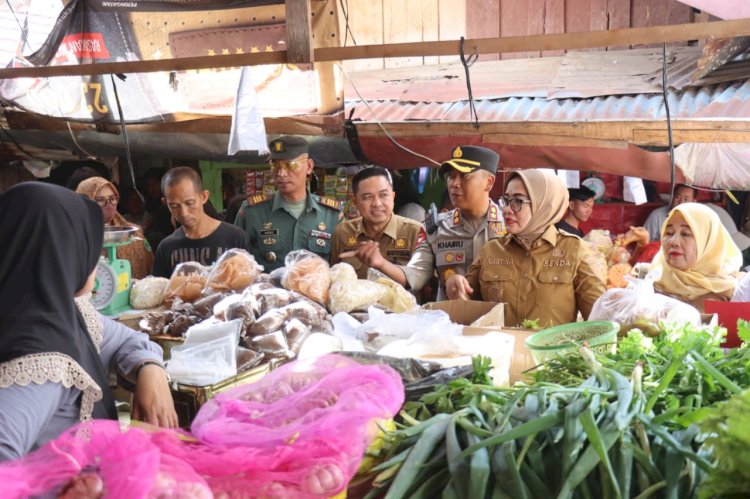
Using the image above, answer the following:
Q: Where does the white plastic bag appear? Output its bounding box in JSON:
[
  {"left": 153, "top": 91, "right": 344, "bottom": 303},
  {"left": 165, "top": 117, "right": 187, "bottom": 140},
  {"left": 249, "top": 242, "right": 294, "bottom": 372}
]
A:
[
  {"left": 166, "top": 333, "right": 239, "bottom": 386},
  {"left": 589, "top": 277, "right": 701, "bottom": 335},
  {"left": 227, "top": 66, "right": 268, "bottom": 157},
  {"left": 129, "top": 276, "right": 169, "bottom": 309},
  {"left": 328, "top": 279, "right": 388, "bottom": 314}
]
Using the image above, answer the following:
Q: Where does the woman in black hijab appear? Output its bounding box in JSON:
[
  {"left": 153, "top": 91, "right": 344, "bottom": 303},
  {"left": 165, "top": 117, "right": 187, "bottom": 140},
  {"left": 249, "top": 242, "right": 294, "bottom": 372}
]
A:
[{"left": 0, "top": 183, "right": 176, "bottom": 461}]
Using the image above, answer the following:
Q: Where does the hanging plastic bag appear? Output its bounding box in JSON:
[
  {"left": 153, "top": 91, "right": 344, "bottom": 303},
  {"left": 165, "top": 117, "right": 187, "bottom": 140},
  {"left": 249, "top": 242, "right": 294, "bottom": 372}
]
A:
[
  {"left": 227, "top": 66, "right": 268, "bottom": 157},
  {"left": 281, "top": 250, "right": 331, "bottom": 304}
]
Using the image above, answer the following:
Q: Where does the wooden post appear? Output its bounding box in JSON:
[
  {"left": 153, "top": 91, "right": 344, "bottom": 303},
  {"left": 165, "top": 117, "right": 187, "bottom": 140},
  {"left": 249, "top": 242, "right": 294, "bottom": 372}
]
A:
[{"left": 286, "top": 0, "right": 314, "bottom": 64}]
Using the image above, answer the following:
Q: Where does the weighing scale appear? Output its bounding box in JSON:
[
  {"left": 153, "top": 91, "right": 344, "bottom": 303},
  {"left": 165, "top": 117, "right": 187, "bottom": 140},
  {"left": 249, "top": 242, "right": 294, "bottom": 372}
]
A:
[{"left": 91, "top": 226, "right": 137, "bottom": 316}]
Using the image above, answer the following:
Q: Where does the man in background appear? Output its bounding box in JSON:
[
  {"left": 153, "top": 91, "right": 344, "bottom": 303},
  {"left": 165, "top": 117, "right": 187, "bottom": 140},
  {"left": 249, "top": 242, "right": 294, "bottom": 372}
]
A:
[
  {"left": 643, "top": 184, "right": 697, "bottom": 241},
  {"left": 152, "top": 167, "right": 247, "bottom": 277},
  {"left": 555, "top": 186, "right": 596, "bottom": 238}
]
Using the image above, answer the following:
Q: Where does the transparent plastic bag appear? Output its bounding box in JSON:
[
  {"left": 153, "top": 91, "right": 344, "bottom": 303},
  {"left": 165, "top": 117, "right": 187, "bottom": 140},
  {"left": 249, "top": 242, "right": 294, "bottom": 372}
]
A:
[
  {"left": 329, "top": 262, "right": 358, "bottom": 284},
  {"left": 167, "top": 322, "right": 240, "bottom": 386},
  {"left": 281, "top": 250, "right": 331, "bottom": 304},
  {"left": 328, "top": 279, "right": 388, "bottom": 314},
  {"left": 129, "top": 276, "right": 169, "bottom": 309},
  {"left": 375, "top": 277, "right": 418, "bottom": 313},
  {"left": 164, "top": 262, "right": 208, "bottom": 305},
  {"left": 589, "top": 277, "right": 702, "bottom": 336},
  {"left": 204, "top": 248, "right": 263, "bottom": 294}
]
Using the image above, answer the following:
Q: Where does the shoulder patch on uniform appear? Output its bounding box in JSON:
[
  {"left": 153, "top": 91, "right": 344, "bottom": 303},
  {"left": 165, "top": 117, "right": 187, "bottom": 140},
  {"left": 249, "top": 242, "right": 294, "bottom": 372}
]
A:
[
  {"left": 247, "top": 194, "right": 270, "bottom": 206},
  {"left": 319, "top": 196, "right": 343, "bottom": 210}
]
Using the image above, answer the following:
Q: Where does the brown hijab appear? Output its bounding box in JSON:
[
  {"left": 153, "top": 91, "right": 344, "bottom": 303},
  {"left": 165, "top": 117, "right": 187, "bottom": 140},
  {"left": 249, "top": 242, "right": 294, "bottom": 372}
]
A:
[
  {"left": 76, "top": 177, "right": 154, "bottom": 279},
  {"left": 76, "top": 177, "right": 129, "bottom": 226},
  {"left": 508, "top": 169, "right": 569, "bottom": 247}
]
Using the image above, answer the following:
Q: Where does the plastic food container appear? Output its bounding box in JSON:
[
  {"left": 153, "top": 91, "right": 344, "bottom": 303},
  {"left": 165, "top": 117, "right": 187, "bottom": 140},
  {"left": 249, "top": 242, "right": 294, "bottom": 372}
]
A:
[{"left": 524, "top": 321, "right": 619, "bottom": 365}]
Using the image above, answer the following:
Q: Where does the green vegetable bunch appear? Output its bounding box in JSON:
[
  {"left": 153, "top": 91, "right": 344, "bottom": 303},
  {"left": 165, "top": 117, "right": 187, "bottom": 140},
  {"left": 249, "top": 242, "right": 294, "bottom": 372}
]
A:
[{"left": 370, "top": 349, "right": 710, "bottom": 499}]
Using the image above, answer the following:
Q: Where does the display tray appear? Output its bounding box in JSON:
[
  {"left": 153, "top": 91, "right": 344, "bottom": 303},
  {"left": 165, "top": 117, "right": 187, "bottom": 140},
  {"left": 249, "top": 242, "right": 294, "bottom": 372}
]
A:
[{"left": 171, "top": 360, "right": 279, "bottom": 428}]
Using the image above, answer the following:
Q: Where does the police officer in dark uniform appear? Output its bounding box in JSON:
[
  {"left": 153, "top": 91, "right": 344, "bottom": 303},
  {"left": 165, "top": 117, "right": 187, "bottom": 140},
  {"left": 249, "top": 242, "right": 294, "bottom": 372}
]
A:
[
  {"left": 346, "top": 145, "right": 505, "bottom": 299},
  {"left": 234, "top": 136, "right": 343, "bottom": 271}
]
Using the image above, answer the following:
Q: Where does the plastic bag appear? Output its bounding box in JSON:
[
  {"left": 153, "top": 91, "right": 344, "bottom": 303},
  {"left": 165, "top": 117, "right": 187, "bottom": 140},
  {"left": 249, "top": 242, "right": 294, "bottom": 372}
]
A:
[
  {"left": 584, "top": 230, "right": 613, "bottom": 256},
  {"left": 0, "top": 356, "right": 405, "bottom": 499},
  {"left": 281, "top": 250, "right": 331, "bottom": 304},
  {"left": 328, "top": 279, "right": 388, "bottom": 314},
  {"left": 129, "top": 276, "right": 169, "bottom": 309},
  {"left": 329, "top": 262, "right": 358, "bottom": 284},
  {"left": 164, "top": 262, "right": 208, "bottom": 305},
  {"left": 375, "top": 277, "right": 418, "bottom": 313},
  {"left": 378, "top": 331, "right": 515, "bottom": 386},
  {"left": 589, "top": 277, "right": 702, "bottom": 336},
  {"left": 204, "top": 248, "right": 263, "bottom": 293},
  {"left": 167, "top": 322, "right": 240, "bottom": 385},
  {"left": 333, "top": 307, "right": 461, "bottom": 351}
]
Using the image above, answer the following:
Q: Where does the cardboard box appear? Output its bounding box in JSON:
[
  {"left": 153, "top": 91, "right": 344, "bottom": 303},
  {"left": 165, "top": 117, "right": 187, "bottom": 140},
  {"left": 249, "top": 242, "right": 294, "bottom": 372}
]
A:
[{"left": 423, "top": 301, "right": 536, "bottom": 383}]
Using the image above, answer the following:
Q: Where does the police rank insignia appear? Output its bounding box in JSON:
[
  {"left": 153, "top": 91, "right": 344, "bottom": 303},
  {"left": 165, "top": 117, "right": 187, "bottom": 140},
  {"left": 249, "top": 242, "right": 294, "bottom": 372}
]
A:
[
  {"left": 395, "top": 238, "right": 406, "bottom": 248},
  {"left": 452, "top": 209, "right": 461, "bottom": 227},
  {"left": 489, "top": 221, "right": 506, "bottom": 237},
  {"left": 347, "top": 235, "right": 358, "bottom": 246}
]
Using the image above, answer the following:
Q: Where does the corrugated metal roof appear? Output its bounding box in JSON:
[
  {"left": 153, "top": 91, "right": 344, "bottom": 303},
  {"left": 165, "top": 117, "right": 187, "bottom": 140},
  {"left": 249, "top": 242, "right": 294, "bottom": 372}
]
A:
[{"left": 346, "top": 79, "right": 750, "bottom": 123}]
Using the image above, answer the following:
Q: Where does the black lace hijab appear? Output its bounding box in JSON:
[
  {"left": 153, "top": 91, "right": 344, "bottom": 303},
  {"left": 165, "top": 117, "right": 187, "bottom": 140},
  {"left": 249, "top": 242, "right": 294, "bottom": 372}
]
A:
[{"left": 0, "top": 182, "right": 115, "bottom": 419}]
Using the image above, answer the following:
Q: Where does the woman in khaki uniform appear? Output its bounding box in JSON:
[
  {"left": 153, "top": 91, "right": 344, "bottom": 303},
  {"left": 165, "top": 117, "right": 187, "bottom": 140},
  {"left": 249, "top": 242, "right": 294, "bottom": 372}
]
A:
[{"left": 446, "top": 169, "right": 606, "bottom": 327}]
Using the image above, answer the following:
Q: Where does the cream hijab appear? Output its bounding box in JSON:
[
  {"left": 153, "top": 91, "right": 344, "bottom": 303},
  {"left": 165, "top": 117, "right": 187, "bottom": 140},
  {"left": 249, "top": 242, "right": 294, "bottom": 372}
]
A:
[
  {"left": 653, "top": 203, "right": 742, "bottom": 301},
  {"left": 509, "top": 169, "right": 569, "bottom": 247}
]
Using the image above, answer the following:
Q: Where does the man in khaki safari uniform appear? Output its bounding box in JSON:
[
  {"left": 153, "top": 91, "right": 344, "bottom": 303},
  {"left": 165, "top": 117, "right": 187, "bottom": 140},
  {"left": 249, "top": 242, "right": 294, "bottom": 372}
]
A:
[
  {"left": 346, "top": 145, "right": 505, "bottom": 300},
  {"left": 332, "top": 166, "right": 423, "bottom": 278}
]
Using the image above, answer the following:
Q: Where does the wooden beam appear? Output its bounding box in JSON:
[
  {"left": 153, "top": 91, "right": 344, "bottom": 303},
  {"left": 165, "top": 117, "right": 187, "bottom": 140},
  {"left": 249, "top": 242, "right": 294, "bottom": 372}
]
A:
[
  {"left": 285, "top": 0, "right": 314, "bottom": 64},
  {"left": 1, "top": 19, "right": 749, "bottom": 79},
  {"left": 353, "top": 120, "right": 750, "bottom": 144}
]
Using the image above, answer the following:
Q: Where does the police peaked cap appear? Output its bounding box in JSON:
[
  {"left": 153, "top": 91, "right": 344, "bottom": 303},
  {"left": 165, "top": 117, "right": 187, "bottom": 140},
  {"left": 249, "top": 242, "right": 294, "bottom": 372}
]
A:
[{"left": 440, "top": 145, "right": 500, "bottom": 176}]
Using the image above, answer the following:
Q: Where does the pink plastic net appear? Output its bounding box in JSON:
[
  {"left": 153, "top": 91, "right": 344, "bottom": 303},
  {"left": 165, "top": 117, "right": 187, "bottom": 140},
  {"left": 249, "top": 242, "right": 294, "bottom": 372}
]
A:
[{"left": 0, "top": 354, "right": 403, "bottom": 498}]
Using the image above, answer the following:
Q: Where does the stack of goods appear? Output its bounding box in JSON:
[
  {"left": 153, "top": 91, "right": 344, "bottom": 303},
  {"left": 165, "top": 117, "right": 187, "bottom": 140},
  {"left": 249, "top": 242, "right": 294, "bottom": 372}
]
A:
[
  {"left": 323, "top": 173, "right": 357, "bottom": 218},
  {"left": 134, "top": 250, "right": 420, "bottom": 387},
  {"left": 584, "top": 227, "right": 655, "bottom": 288},
  {"left": 244, "top": 169, "right": 276, "bottom": 197}
]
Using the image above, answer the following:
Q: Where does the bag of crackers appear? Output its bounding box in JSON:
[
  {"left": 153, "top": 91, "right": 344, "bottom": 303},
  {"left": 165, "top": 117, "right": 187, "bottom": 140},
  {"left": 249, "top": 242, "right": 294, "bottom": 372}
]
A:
[
  {"left": 204, "top": 249, "right": 263, "bottom": 294},
  {"left": 164, "top": 262, "right": 209, "bottom": 305},
  {"left": 281, "top": 250, "right": 331, "bottom": 305}
]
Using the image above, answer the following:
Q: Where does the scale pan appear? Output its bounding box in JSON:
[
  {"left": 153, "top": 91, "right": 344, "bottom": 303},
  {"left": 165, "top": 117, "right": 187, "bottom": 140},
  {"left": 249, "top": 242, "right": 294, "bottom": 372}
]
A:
[{"left": 103, "top": 226, "right": 137, "bottom": 244}]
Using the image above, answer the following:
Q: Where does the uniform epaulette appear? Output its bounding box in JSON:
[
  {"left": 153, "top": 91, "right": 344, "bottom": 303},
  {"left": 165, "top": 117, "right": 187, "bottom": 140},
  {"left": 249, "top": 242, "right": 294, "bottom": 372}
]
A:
[
  {"left": 318, "top": 195, "right": 343, "bottom": 210},
  {"left": 247, "top": 194, "right": 271, "bottom": 206}
]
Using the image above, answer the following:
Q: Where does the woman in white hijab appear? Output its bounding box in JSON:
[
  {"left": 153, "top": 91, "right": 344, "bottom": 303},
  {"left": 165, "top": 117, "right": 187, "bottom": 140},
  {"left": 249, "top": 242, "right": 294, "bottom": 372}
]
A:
[{"left": 446, "top": 169, "right": 606, "bottom": 327}]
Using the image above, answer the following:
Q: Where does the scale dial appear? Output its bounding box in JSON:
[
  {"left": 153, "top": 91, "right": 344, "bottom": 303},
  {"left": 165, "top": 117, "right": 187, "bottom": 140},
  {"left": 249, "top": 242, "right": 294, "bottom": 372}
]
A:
[{"left": 91, "top": 260, "right": 117, "bottom": 310}]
